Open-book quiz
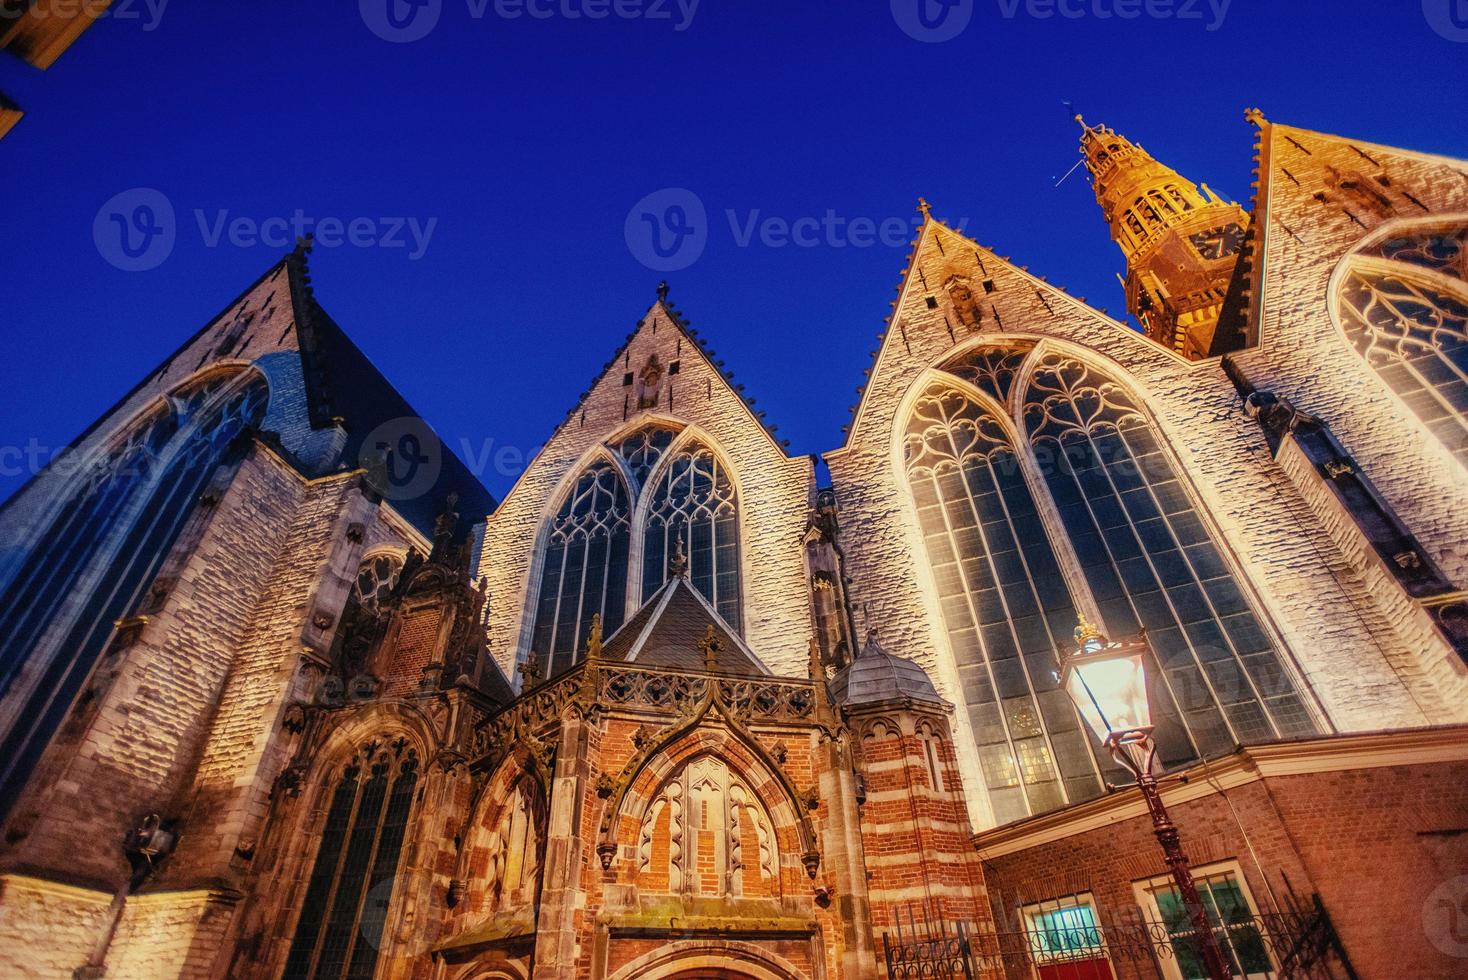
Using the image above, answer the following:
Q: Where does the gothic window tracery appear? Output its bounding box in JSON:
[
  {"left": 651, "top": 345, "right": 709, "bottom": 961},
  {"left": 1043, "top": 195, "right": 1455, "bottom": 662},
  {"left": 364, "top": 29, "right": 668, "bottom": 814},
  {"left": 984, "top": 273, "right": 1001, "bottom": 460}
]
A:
[
  {"left": 640, "top": 443, "right": 742, "bottom": 629},
  {"left": 636, "top": 755, "right": 777, "bottom": 899},
  {"left": 614, "top": 425, "right": 678, "bottom": 489},
  {"left": 353, "top": 554, "right": 404, "bottom": 612},
  {"left": 1335, "top": 238, "right": 1468, "bottom": 464},
  {"left": 903, "top": 382, "right": 1104, "bottom": 823},
  {"left": 0, "top": 369, "right": 268, "bottom": 819},
  {"left": 284, "top": 739, "right": 419, "bottom": 980},
  {"left": 1021, "top": 354, "right": 1317, "bottom": 756},
  {"left": 529, "top": 460, "right": 631, "bottom": 678}
]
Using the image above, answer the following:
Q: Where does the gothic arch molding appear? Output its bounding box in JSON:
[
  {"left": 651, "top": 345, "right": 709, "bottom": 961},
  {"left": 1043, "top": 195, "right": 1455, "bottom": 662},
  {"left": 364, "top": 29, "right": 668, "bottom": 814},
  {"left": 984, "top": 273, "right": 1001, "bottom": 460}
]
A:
[
  {"left": 604, "top": 937, "right": 808, "bottom": 980},
  {"left": 597, "top": 701, "right": 816, "bottom": 878}
]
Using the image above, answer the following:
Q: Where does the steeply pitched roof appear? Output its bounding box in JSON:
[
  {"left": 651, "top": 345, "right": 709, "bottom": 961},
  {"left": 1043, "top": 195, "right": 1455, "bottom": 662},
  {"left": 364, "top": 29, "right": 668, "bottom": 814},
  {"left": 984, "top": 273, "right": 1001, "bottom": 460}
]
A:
[{"left": 601, "top": 574, "right": 769, "bottom": 676}]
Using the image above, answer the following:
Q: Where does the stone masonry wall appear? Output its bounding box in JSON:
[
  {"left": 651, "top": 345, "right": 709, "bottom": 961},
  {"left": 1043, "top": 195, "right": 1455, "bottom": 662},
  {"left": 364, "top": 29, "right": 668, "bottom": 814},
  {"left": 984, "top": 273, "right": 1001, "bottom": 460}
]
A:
[
  {"left": 481, "top": 301, "right": 817, "bottom": 680},
  {"left": 825, "top": 216, "right": 1433, "bottom": 827}
]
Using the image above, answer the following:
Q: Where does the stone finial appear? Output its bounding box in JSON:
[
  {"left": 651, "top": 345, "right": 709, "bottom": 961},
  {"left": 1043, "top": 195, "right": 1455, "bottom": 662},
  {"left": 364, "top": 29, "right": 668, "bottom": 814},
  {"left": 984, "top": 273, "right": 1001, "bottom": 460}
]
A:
[
  {"left": 917, "top": 198, "right": 932, "bottom": 219},
  {"left": 698, "top": 625, "right": 721, "bottom": 673},
  {"left": 1244, "top": 107, "right": 1268, "bottom": 129},
  {"left": 585, "top": 613, "right": 604, "bottom": 661},
  {"left": 521, "top": 650, "right": 543, "bottom": 689},
  {"left": 657, "top": 280, "right": 670, "bottom": 302},
  {"left": 669, "top": 534, "right": 689, "bottom": 578}
]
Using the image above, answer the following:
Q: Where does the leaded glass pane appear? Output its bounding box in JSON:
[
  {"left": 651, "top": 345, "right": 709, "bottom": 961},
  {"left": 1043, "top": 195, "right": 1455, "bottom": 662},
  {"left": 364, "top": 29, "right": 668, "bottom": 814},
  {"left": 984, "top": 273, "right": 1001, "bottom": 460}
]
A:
[
  {"left": 284, "top": 744, "right": 418, "bottom": 980},
  {"left": 0, "top": 372, "right": 268, "bottom": 821},
  {"left": 529, "top": 461, "right": 631, "bottom": 677},
  {"left": 904, "top": 383, "right": 1104, "bottom": 821},
  {"left": 1022, "top": 353, "right": 1316, "bottom": 764},
  {"left": 1338, "top": 264, "right": 1468, "bottom": 462},
  {"left": 641, "top": 444, "right": 742, "bottom": 629}
]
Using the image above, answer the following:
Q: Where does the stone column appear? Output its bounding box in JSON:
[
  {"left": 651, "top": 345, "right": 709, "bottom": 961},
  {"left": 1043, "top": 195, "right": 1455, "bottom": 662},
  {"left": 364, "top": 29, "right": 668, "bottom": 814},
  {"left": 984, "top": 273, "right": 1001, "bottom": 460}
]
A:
[{"left": 531, "top": 713, "right": 592, "bottom": 978}]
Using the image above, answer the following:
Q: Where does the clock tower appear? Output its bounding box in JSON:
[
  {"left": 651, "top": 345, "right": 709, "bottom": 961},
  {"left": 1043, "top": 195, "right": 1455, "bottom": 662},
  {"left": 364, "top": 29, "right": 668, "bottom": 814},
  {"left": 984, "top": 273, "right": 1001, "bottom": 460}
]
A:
[{"left": 1077, "top": 116, "right": 1250, "bottom": 359}]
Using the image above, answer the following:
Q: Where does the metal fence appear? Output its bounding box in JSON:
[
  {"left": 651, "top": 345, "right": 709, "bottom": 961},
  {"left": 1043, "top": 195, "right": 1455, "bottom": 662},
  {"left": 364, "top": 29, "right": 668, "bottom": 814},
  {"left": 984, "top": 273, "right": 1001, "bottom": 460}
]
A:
[{"left": 880, "top": 890, "right": 1357, "bottom": 980}]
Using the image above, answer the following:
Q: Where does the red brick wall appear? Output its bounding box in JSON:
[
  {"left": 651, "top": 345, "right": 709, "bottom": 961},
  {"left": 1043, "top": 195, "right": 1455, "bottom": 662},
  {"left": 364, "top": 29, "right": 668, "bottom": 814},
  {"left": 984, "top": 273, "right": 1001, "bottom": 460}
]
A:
[{"left": 979, "top": 759, "right": 1468, "bottom": 980}]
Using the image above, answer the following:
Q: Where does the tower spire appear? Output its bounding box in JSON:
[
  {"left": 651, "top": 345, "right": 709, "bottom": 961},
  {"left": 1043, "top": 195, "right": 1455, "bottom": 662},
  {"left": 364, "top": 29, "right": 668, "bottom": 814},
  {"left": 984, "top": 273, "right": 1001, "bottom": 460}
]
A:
[{"left": 1078, "top": 121, "right": 1251, "bottom": 360}]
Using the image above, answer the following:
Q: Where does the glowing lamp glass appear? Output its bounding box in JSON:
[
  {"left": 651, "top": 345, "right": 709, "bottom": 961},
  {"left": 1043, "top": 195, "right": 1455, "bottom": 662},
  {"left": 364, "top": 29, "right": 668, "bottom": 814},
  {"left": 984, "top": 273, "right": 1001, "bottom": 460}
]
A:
[{"left": 1062, "top": 643, "right": 1151, "bottom": 744}]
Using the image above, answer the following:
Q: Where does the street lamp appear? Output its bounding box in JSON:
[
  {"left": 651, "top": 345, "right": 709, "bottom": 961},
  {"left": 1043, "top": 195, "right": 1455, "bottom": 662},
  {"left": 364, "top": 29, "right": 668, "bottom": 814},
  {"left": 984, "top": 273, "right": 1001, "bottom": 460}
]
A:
[{"left": 1060, "top": 619, "right": 1234, "bottom": 980}]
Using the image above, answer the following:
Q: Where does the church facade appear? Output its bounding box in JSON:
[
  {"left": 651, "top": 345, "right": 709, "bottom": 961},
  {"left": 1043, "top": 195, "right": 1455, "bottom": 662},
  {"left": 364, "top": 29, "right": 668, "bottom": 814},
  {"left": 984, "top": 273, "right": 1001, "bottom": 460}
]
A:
[{"left": 0, "top": 112, "right": 1465, "bottom": 980}]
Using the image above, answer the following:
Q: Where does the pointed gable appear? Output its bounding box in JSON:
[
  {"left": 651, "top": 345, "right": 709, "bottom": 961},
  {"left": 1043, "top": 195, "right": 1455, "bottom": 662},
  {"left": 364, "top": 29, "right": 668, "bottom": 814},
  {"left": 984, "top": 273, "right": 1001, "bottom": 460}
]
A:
[
  {"left": 601, "top": 576, "right": 768, "bottom": 675},
  {"left": 481, "top": 287, "right": 818, "bottom": 683}
]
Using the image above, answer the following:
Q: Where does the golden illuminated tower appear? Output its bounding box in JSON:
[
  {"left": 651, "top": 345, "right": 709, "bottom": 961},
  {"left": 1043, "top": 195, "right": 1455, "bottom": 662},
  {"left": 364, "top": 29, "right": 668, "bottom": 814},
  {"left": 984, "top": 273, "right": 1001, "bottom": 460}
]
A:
[{"left": 1078, "top": 116, "right": 1250, "bottom": 359}]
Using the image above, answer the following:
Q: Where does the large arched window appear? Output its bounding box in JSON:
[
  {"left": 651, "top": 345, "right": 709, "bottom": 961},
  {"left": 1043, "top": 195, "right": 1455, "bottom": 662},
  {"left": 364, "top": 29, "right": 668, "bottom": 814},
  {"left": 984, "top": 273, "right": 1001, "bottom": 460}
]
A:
[
  {"left": 1022, "top": 353, "right": 1316, "bottom": 755},
  {"left": 640, "top": 443, "right": 742, "bottom": 629},
  {"left": 1335, "top": 226, "right": 1468, "bottom": 464},
  {"left": 284, "top": 739, "right": 419, "bottom": 980},
  {"left": 904, "top": 381, "right": 1104, "bottom": 822},
  {"left": 0, "top": 370, "right": 268, "bottom": 817},
  {"left": 528, "top": 460, "right": 631, "bottom": 678}
]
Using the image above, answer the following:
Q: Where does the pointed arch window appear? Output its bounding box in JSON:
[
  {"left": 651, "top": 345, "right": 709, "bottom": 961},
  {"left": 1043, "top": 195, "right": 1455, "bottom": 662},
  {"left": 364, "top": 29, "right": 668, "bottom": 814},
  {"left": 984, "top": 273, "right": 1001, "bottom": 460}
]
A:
[
  {"left": 529, "top": 460, "right": 631, "bottom": 678},
  {"left": 284, "top": 741, "right": 419, "bottom": 980},
  {"left": 0, "top": 370, "right": 268, "bottom": 819},
  {"left": 1335, "top": 231, "right": 1468, "bottom": 464},
  {"left": 614, "top": 425, "right": 678, "bottom": 489},
  {"left": 903, "top": 382, "right": 1104, "bottom": 823},
  {"left": 1022, "top": 354, "right": 1317, "bottom": 757},
  {"left": 640, "top": 443, "right": 742, "bottom": 629}
]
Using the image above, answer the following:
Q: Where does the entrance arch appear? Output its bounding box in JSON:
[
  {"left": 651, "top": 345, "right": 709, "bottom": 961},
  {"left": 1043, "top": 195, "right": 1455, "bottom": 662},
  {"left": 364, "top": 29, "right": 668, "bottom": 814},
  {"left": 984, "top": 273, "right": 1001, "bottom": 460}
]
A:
[{"left": 607, "top": 940, "right": 807, "bottom": 980}]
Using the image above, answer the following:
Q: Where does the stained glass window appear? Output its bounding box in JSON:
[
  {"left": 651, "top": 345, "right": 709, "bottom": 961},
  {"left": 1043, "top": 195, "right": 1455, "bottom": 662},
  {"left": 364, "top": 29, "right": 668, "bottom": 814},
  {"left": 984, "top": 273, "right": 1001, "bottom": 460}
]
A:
[
  {"left": 284, "top": 741, "right": 419, "bottom": 980},
  {"left": 529, "top": 460, "right": 631, "bottom": 678},
  {"left": 1337, "top": 261, "right": 1468, "bottom": 464},
  {"left": 904, "top": 382, "right": 1104, "bottom": 823},
  {"left": 0, "top": 370, "right": 268, "bottom": 819},
  {"left": 1022, "top": 354, "right": 1316, "bottom": 758},
  {"left": 641, "top": 443, "right": 742, "bottom": 630}
]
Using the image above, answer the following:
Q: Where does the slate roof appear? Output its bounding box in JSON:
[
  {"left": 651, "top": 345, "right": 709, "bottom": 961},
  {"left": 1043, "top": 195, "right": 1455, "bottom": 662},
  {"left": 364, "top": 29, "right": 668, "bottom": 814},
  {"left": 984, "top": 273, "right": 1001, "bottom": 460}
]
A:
[
  {"left": 601, "top": 574, "right": 769, "bottom": 676},
  {"left": 830, "top": 634, "right": 944, "bottom": 708}
]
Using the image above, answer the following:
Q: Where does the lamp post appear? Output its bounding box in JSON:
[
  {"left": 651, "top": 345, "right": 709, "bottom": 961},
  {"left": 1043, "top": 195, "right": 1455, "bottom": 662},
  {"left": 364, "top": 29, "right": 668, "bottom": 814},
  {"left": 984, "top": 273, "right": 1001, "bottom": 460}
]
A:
[{"left": 1060, "top": 620, "right": 1233, "bottom": 980}]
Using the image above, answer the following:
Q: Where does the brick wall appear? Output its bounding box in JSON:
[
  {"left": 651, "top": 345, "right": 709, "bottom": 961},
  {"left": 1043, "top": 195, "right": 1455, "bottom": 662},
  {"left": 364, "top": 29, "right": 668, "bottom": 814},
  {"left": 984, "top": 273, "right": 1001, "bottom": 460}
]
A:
[{"left": 976, "top": 732, "right": 1468, "bottom": 980}]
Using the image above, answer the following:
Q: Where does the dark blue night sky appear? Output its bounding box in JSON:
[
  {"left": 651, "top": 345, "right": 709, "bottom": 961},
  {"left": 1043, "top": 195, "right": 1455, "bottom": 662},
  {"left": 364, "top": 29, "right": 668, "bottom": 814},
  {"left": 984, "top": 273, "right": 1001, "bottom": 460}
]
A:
[{"left": 3, "top": 0, "right": 1466, "bottom": 502}]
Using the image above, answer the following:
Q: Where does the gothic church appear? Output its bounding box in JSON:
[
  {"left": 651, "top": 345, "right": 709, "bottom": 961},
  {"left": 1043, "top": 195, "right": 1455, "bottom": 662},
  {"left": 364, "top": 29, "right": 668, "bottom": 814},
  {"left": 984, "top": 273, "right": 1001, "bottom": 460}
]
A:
[{"left": 1, "top": 113, "right": 1465, "bottom": 980}]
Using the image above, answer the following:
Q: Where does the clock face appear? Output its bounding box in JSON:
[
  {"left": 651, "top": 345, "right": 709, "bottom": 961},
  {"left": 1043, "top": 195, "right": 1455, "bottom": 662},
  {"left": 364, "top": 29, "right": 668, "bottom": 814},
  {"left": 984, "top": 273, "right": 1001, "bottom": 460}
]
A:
[{"left": 1189, "top": 223, "right": 1246, "bottom": 260}]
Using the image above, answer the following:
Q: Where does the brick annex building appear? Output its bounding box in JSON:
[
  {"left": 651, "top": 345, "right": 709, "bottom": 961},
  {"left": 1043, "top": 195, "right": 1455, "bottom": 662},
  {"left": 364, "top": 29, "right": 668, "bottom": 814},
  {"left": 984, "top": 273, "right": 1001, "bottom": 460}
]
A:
[{"left": 1, "top": 113, "right": 1466, "bottom": 980}]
